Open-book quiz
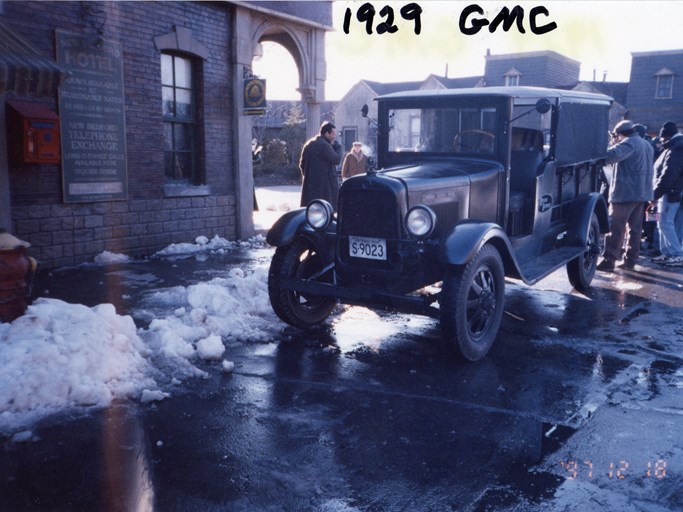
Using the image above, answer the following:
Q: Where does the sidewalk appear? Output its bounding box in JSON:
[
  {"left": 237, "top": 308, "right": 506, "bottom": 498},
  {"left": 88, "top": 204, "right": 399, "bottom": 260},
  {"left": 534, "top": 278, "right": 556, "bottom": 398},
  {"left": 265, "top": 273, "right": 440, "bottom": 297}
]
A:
[
  {"left": 253, "top": 185, "right": 301, "bottom": 233},
  {"left": 29, "top": 238, "right": 275, "bottom": 317},
  {"left": 23, "top": 183, "right": 302, "bottom": 318}
]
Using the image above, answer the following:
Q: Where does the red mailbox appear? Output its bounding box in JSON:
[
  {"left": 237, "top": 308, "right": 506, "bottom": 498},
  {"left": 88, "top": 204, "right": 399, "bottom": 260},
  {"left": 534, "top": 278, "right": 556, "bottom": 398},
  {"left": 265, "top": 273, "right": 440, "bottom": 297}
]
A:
[
  {"left": 0, "top": 231, "right": 36, "bottom": 323},
  {"left": 6, "top": 99, "right": 61, "bottom": 164}
]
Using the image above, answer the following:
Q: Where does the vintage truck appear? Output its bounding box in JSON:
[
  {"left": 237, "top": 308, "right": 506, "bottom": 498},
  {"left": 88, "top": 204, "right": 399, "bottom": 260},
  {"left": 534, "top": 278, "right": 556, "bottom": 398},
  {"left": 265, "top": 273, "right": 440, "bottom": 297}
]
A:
[{"left": 266, "top": 86, "right": 612, "bottom": 361}]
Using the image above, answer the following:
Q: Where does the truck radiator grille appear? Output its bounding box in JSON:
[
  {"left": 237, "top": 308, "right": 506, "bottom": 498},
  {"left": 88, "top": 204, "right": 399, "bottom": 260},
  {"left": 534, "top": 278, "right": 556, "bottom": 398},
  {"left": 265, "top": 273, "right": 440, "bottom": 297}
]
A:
[{"left": 338, "top": 189, "right": 401, "bottom": 239}]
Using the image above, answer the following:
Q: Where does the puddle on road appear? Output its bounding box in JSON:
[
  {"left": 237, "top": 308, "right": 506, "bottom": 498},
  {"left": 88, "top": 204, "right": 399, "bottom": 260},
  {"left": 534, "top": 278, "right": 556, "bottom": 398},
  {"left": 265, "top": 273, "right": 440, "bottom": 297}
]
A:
[
  {"left": 331, "top": 306, "right": 434, "bottom": 354},
  {"left": 472, "top": 472, "right": 564, "bottom": 511},
  {"left": 472, "top": 422, "right": 577, "bottom": 510},
  {"left": 619, "top": 303, "right": 650, "bottom": 324},
  {"left": 613, "top": 280, "right": 644, "bottom": 292},
  {"left": 105, "top": 270, "right": 163, "bottom": 288},
  {"left": 634, "top": 359, "right": 683, "bottom": 398}
]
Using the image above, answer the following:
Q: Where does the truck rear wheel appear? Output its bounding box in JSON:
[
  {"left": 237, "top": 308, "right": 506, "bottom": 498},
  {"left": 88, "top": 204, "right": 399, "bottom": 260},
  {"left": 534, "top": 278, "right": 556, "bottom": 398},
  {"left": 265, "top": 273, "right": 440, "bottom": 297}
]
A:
[
  {"left": 567, "top": 213, "right": 600, "bottom": 291},
  {"left": 441, "top": 243, "right": 505, "bottom": 361},
  {"left": 268, "top": 239, "right": 336, "bottom": 328}
]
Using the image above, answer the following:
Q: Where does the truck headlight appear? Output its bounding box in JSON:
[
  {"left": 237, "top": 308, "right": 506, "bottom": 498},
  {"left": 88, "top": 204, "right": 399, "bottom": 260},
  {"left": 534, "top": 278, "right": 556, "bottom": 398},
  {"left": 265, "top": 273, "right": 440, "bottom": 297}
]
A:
[
  {"left": 405, "top": 205, "right": 436, "bottom": 238},
  {"left": 306, "top": 200, "right": 334, "bottom": 231}
]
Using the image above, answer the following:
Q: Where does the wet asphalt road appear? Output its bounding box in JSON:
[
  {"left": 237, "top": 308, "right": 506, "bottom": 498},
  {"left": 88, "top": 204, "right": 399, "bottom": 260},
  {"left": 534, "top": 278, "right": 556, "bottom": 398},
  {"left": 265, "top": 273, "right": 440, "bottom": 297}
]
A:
[{"left": 1, "top": 247, "right": 682, "bottom": 511}]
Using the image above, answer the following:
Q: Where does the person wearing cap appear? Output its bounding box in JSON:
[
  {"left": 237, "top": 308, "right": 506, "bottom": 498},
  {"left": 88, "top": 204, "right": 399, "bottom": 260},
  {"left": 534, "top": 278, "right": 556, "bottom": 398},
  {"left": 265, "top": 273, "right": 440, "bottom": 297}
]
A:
[
  {"left": 649, "top": 121, "right": 683, "bottom": 266},
  {"left": 596, "top": 120, "right": 655, "bottom": 272},
  {"left": 341, "top": 141, "right": 369, "bottom": 180},
  {"left": 634, "top": 123, "right": 658, "bottom": 150}
]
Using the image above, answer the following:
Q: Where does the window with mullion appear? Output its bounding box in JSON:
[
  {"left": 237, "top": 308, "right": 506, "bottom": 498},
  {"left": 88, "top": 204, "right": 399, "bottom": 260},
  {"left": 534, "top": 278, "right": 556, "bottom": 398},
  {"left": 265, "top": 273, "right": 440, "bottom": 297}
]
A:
[
  {"left": 655, "top": 75, "right": 673, "bottom": 99},
  {"left": 161, "top": 54, "right": 199, "bottom": 183},
  {"left": 505, "top": 75, "right": 519, "bottom": 87}
]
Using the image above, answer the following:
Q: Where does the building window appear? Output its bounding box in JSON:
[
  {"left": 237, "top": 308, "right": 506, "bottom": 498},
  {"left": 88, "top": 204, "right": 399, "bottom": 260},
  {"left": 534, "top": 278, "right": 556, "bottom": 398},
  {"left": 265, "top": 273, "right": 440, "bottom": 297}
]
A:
[
  {"left": 505, "top": 74, "right": 520, "bottom": 87},
  {"left": 655, "top": 71, "right": 674, "bottom": 99},
  {"left": 161, "top": 53, "right": 199, "bottom": 183},
  {"left": 409, "top": 116, "right": 421, "bottom": 148},
  {"left": 503, "top": 67, "right": 521, "bottom": 87},
  {"left": 342, "top": 127, "right": 357, "bottom": 152}
]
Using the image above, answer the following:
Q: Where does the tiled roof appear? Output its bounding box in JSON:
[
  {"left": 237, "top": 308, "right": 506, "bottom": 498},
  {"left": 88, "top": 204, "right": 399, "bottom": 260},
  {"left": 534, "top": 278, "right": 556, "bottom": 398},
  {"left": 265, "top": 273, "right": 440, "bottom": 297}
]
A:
[{"left": 362, "top": 79, "right": 425, "bottom": 96}]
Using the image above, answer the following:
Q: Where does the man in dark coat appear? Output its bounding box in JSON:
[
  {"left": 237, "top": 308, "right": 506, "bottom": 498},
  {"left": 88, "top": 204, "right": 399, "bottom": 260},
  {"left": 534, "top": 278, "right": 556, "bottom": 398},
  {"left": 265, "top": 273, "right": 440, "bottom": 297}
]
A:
[
  {"left": 650, "top": 121, "right": 683, "bottom": 266},
  {"left": 300, "top": 122, "right": 343, "bottom": 210}
]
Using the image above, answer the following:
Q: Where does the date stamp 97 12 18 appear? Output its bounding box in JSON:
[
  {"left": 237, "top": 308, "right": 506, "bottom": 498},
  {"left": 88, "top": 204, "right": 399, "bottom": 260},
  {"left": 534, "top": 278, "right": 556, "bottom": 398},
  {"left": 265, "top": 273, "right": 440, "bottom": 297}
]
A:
[{"left": 559, "top": 459, "right": 668, "bottom": 480}]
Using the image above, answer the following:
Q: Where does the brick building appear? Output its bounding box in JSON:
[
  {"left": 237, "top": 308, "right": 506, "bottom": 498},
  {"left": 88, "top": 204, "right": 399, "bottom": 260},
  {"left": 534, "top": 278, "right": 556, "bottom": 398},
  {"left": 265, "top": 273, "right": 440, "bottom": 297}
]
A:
[
  {"left": 626, "top": 49, "right": 683, "bottom": 136},
  {"left": 0, "top": 1, "right": 332, "bottom": 268}
]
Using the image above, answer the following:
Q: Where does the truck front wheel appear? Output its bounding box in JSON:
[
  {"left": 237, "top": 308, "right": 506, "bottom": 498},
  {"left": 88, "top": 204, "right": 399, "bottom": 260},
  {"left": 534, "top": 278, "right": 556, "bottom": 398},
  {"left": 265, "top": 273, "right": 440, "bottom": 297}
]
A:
[
  {"left": 441, "top": 243, "right": 505, "bottom": 361},
  {"left": 268, "top": 239, "right": 336, "bottom": 328}
]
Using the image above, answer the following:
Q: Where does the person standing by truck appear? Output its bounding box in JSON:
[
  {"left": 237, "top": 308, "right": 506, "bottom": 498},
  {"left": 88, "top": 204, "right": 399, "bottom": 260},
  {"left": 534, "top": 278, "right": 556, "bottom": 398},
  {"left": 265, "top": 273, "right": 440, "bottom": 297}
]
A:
[
  {"left": 299, "top": 122, "right": 344, "bottom": 210},
  {"left": 341, "top": 142, "right": 369, "bottom": 180},
  {"left": 596, "top": 120, "right": 654, "bottom": 271},
  {"left": 650, "top": 121, "right": 683, "bottom": 266}
]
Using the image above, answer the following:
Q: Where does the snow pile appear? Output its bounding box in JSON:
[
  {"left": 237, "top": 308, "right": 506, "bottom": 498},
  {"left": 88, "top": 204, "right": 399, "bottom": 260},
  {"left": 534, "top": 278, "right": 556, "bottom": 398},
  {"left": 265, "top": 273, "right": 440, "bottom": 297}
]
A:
[
  {"left": 265, "top": 201, "right": 292, "bottom": 212},
  {"left": 153, "top": 234, "right": 266, "bottom": 257},
  {"left": 86, "top": 233, "right": 267, "bottom": 266},
  {"left": 0, "top": 261, "right": 280, "bottom": 434},
  {"left": 0, "top": 299, "right": 158, "bottom": 432},
  {"left": 143, "top": 267, "right": 277, "bottom": 376},
  {"left": 93, "top": 251, "right": 132, "bottom": 264}
]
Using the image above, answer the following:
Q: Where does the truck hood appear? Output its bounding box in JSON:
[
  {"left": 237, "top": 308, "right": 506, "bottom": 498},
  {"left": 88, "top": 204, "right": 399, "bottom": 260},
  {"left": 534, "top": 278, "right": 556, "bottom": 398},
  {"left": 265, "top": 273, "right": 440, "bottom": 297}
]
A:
[{"left": 381, "top": 159, "right": 502, "bottom": 191}]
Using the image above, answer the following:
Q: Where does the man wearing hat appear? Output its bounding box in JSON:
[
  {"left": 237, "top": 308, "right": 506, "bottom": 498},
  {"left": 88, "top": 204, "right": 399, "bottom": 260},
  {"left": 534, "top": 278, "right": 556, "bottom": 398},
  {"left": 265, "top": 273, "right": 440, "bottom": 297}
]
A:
[
  {"left": 597, "top": 120, "right": 655, "bottom": 271},
  {"left": 650, "top": 121, "right": 683, "bottom": 266},
  {"left": 341, "top": 141, "right": 369, "bottom": 180}
]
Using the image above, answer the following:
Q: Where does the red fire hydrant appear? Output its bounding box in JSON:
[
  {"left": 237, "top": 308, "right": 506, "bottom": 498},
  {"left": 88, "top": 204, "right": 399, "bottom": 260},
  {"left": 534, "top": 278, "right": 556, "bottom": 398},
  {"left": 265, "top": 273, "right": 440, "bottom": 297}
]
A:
[{"left": 0, "top": 230, "right": 37, "bottom": 323}]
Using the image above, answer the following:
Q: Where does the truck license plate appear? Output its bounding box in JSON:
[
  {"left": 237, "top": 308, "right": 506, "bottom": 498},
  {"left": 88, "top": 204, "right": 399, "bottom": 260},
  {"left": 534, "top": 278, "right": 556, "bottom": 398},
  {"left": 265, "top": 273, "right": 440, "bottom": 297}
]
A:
[{"left": 349, "top": 236, "right": 386, "bottom": 261}]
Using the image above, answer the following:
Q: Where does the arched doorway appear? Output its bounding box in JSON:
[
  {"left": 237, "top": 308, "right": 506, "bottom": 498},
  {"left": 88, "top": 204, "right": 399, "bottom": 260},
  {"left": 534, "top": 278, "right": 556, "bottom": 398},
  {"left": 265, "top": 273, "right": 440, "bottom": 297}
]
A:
[
  {"left": 231, "top": 6, "right": 328, "bottom": 239},
  {"left": 251, "top": 41, "right": 304, "bottom": 232}
]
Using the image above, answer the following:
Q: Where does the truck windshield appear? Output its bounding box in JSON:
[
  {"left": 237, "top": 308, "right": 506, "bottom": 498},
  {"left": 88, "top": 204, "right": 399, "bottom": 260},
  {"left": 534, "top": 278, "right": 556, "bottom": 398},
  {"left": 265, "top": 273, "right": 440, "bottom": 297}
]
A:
[{"left": 387, "top": 106, "right": 498, "bottom": 155}]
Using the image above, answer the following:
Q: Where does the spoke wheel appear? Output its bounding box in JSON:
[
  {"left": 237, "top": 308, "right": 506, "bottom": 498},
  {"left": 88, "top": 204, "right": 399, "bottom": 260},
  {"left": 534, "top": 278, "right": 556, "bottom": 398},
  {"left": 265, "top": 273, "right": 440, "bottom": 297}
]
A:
[
  {"left": 441, "top": 243, "right": 505, "bottom": 361},
  {"left": 567, "top": 213, "right": 600, "bottom": 291},
  {"left": 268, "top": 239, "right": 336, "bottom": 328}
]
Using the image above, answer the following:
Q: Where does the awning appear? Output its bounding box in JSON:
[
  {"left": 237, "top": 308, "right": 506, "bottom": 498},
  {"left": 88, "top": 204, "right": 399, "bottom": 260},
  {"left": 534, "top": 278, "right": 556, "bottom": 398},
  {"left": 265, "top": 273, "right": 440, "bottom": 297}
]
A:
[{"left": 0, "top": 18, "right": 69, "bottom": 97}]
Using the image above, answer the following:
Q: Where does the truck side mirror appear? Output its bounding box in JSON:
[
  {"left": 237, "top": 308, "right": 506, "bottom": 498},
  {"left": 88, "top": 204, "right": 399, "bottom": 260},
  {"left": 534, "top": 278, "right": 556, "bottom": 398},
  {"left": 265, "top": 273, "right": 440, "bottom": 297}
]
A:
[
  {"left": 360, "top": 104, "right": 380, "bottom": 129},
  {"left": 535, "top": 98, "right": 552, "bottom": 114}
]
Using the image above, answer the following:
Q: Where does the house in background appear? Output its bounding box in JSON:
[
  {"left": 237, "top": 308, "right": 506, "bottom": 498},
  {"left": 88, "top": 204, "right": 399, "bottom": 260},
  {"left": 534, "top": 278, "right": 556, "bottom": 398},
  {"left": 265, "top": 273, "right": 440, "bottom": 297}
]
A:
[
  {"left": 626, "top": 49, "right": 683, "bottom": 136},
  {"left": 571, "top": 81, "right": 629, "bottom": 130},
  {"left": 334, "top": 48, "right": 683, "bottom": 159},
  {"left": 482, "top": 50, "right": 580, "bottom": 88},
  {"left": 333, "top": 75, "right": 483, "bottom": 156},
  {"left": 332, "top": 79, "right": 422, "bottom": 156},
  {"left": 334, "top": 51, "right": 585, "bottom": 156},
  {"left": 421, "top": 74, "right": 484, "bottom": 91}
]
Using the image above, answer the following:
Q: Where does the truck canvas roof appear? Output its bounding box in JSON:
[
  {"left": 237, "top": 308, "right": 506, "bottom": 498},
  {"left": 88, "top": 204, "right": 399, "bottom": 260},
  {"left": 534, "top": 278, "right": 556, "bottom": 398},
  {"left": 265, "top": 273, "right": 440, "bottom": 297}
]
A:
[{"left": 377, "top": 86, "right": 613, "bottom": 105}]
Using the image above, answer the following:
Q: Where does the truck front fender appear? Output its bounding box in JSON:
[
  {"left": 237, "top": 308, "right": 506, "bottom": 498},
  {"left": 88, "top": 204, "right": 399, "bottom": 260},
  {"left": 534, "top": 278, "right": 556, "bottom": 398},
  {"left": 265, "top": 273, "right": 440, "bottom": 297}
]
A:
[
  {"left": 438, "top": 222, "right": 516, "bottom": 272},
  {"left": 265, "top": 208, "right": 307, "bottom": 247}
]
